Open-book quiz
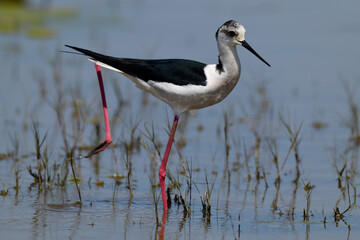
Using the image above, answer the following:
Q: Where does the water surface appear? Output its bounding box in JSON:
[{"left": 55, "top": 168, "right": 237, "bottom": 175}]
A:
[{"left": 0, "top": 0, "right": 360, "bottom": 239}]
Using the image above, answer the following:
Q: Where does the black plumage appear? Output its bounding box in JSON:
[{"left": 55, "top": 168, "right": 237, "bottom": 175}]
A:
[{"left": 66, "top": 45, "right": 207, "bottom": 86}]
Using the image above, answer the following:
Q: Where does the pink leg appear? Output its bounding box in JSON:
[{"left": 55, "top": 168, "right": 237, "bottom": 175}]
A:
[
  {"left": 85, "top": 63, "right": 112, "bottom": 158},
  {"left": 159, "top": 115, "right": 179, "bottom": 211}
]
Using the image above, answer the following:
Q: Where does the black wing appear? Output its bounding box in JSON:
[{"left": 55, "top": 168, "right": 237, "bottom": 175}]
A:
[{"left": 65, "top": 45, "right": 207, "bottom": 86}]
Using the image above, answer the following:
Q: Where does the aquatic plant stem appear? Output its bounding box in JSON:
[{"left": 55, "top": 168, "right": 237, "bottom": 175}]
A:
[
  {"left": 159, "top": 115, "right": 179, "bottom": 211},
  {"left": 69, "top": 153, "right": 82, "bottom": 203},
  {"left": 85, "top": 63, "right": 112, "bottom": 158}
]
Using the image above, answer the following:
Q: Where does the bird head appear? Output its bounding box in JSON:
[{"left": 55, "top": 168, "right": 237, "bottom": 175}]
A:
[{"left": 216, "top": 20, "right": 270, "bottom": 67}]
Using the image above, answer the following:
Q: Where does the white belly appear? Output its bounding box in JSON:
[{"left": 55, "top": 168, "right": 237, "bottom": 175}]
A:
[{"left": 145, "top": 64, "right": 241, "bottom": 114}]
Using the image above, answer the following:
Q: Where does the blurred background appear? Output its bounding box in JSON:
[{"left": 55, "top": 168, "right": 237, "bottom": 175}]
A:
[{"left": 0, "top": 0, "right": 360, "bottom": 239}]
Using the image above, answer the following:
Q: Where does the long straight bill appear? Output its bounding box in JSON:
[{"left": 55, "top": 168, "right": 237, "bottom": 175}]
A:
[{"left": 241, "top": 40, "right": 271, "bottom": 67}]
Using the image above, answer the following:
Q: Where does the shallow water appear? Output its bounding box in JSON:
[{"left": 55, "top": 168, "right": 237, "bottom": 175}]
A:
[{"left": 1, "top": 0, "right": 360, "bottom": 239}]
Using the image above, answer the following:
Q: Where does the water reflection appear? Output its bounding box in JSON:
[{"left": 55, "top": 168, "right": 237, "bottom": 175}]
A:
[{"left": 157, "top": 211, "right": 166, "bottom": 240}]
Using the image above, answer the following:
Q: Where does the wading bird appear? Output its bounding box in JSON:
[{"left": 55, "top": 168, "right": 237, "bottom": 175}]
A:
[{"left": 66, "top": 20, "right": 270, "bottom": 211}]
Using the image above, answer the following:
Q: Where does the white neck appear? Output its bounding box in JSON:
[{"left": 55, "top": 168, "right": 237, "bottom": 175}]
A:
[{"left": 217, "top": 40, "right": 241, "bottom": 78}]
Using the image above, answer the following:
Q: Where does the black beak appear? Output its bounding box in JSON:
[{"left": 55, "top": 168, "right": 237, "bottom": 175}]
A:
[{"left": 241, "top": 40, "right": 271, "bottom": 67}]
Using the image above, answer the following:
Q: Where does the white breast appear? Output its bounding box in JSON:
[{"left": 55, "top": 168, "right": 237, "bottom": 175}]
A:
[{"left": 145, "top": 64, "right": 241, "bottom": 114}]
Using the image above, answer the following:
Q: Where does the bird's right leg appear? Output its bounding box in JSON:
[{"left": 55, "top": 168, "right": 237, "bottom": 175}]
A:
[{"left": 85, "top": 63, "right": 112, "bottom": 158}]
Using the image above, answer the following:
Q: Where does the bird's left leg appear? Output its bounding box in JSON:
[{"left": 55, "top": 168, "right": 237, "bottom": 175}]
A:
[
  {"left": 159, "top": 115, "right": 179, "bottom": 211},
  {"left": 85, "top": 63, "right": 112, "bottom": 158}
]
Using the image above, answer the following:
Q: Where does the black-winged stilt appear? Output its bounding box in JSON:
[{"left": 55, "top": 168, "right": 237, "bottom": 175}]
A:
[{"left": 66, "top": 20, "right": 270, "bottom": 211}]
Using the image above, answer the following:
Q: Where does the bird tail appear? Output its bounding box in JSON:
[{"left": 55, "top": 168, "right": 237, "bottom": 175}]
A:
[
  {"left": 65, "top": 45, "right": 104, "bottom": 59},
  {"left": 64, "top": 45, "right": 123, "bottom": 73}
]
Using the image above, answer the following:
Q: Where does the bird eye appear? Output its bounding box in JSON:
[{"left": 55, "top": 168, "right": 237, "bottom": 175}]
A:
[{"left": 228, "top": 31, "right": 236, "bottom": 37}]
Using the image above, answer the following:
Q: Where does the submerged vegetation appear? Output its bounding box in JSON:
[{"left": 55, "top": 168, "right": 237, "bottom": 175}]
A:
[
  {"left": 1, "top": 51, "right": 360, "bottom": 238},
  {"left": 1, "top": 54, "right": 359, "bottom": 238},
  {"left": 0, "top": 4, "right": 359, "bottom": 239}
]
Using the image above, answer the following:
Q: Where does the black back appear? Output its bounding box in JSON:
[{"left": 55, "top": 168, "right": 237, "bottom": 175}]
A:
[{"left": 66, "top": 45, "right": 207, "bottom": 86}]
